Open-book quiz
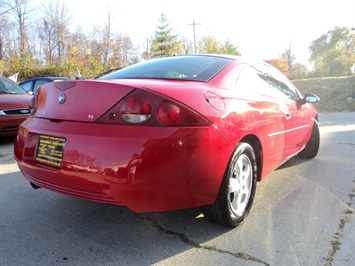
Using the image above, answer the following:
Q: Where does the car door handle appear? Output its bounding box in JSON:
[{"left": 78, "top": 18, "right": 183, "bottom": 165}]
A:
[{"left": 281, "top": 105, "right": 291, "bottom": 120}]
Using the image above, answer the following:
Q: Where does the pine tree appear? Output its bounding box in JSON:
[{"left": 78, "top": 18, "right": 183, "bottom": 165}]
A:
[{"left": 150, "top": 13, "right": 180, "bottom": 58}]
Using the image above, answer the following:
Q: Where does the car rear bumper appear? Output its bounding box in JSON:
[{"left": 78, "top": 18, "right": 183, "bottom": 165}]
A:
[{"left": 14, "top": 117, "right": 233, "bottom": 212}]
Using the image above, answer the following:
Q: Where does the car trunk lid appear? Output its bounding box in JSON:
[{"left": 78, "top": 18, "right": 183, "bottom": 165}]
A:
[{"left": 33, "top": 80, "right": 135, "bottom": 122}]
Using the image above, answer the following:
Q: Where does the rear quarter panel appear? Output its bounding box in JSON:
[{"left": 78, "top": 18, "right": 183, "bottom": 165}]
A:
[{"left": 150, "top": 84, "right": 286, "bottom": 181}]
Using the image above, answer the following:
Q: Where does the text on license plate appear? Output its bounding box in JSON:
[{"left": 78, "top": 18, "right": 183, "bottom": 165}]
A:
[{"left": 36, "top": 135, "right": 66, "bottom": 167}]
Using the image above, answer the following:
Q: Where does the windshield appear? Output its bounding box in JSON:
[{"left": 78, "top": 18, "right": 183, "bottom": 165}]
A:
[
  {"left": 0, "top": 77, "right": 28, "bottom": 94},
  {"left": 99, "top": 55, "right": 233, "bottom": 82}
]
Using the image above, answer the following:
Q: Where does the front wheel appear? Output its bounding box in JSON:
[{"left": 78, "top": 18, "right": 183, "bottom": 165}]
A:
[{"left": 202, "top": 143, "right": 258, "bottom": 227}]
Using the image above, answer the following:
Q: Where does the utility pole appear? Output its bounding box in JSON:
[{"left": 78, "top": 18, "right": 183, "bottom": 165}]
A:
[{"left": 188, "top": 20, "right": 200, "bottom": 54}]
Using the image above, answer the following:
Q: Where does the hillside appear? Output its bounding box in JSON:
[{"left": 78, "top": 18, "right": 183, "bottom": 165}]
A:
[{"left": 292, "top": 75, "right": 355, "bottom": 112}]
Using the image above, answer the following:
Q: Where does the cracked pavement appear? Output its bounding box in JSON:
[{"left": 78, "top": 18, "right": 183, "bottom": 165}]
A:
[{"left": 1, "top": 112, "right": 354, "bottom": 265}]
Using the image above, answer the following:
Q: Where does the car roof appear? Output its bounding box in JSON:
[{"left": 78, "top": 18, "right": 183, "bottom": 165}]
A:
[{"left": 19, "top": 77, "right": 70, "bottom": 83}]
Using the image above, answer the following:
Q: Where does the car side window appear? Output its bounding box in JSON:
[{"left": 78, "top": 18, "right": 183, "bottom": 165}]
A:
[
  {"left": 254, "top": 64, "right": 300, "bottom": 101},
  {"left": 234, "top": 65, "right": 272, "bottom": 97},
  {"left": 266, "top": 75, "right": 299, "bottom": 101},
  {"left": 33, "top": 80, "right": 48, "bottom": 94},
  {"left": 20, "top": 81, "right": 32, "bottom": 92}
]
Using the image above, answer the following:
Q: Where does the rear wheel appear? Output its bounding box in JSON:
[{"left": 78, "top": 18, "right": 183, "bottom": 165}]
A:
[
  {"left": 202, "top": 143, "right": 257, "bottom": 227},
  {"left": 298, "top": 120, "right": 320, "bottom": 159}
]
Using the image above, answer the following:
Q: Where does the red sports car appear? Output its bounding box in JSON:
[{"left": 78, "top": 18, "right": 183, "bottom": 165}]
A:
[
  {"left": 0, "top": 77, "right": 33, "bottom": 137},
  {"left": 14, "top": 55, "right": 320, "bottom": 227}
]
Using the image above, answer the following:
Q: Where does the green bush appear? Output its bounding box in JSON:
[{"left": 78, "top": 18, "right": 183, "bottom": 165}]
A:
[{"left": 293, "top": 75, "right": 355, "bottom": 112}]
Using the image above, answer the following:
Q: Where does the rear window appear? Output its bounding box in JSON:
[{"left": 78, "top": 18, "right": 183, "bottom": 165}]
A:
[{"left": 99, "top": 56, "right": 233, "bottom": 82}]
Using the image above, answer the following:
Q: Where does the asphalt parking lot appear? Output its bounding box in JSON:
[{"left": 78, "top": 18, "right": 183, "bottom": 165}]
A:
[{"left": 0, "top": 112, "right": 354, "bottom": 266}]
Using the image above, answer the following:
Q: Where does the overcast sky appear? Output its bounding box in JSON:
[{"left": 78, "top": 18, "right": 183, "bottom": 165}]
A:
[{"left": 34, "top": 0, "right": 355, "bottom": 66}]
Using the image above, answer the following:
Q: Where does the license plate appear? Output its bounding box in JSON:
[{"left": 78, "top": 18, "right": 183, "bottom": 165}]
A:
[{"left": 36, "top": 135, "right": 66, "bottom": 168}]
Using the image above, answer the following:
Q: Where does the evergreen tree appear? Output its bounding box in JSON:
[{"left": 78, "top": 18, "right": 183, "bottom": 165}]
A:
[{"left": 150, "top": 13, "right": 180, "bottom": 58}]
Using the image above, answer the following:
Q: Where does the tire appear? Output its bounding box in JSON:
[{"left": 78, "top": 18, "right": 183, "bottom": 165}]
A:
[
  {"left": 201, "top": 142, "right": 258, "bottom": 227},
  {"left": 298, "top": 120, "right": 320, "bottom": 159}
]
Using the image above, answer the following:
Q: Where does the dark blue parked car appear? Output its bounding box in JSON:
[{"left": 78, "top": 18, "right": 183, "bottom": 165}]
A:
[{"left": 19, "top": 77, "right": 71, "bottom": 94}]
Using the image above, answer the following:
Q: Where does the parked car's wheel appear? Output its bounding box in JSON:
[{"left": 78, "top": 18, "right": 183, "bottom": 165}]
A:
[
  {"left": 202, "top": 142, "right": 257, "bottom": 227},
  {"left": 298, "top": 120, "right": 320, "bottom": 159}
]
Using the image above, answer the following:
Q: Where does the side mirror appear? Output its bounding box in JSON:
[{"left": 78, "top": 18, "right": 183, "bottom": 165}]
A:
[{"left": 300, "top": 93, "right": 319, "bottom": 104}]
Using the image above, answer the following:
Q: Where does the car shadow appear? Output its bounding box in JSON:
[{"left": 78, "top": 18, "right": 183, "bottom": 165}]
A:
[
  {"left": 7, "top": 192, "right": 236, "bottom": 265},
  {"left": 276, "top": 156, "right": 310, "bottom": 170},
  {"left": 0, "top": 135, "right": 16, "bottom": 145}
]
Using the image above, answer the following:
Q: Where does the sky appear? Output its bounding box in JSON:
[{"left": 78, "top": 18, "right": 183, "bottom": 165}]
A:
[{"left": 33, "top": 0, "right": 355, "bottom": 66}]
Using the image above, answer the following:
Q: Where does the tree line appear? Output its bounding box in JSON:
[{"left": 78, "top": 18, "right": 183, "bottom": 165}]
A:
[
  {"left": 0, "top": 0, "right": 354, "bottom": 80},
  {"left": 268, "top": 26, "right": 354, "bottom": 79}
]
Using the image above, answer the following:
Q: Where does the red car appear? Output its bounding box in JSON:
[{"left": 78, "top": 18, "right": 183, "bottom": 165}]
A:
[
  {"left": 14, "top": 55, "right": 319, "bottom": 227},
  {"left": 0, "top": 77, "right": 33, "bottom": 137}
]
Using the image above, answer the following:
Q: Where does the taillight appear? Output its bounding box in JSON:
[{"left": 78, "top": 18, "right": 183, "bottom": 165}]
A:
[
  {"left": 157, "top": 102, "right": 181, "bottom": 125},
  {"left": 121, "top": 95, "right": 152, "bottom": 123},
  {"left": 96, "top": 89, "right": 211, "bottom": 127}
]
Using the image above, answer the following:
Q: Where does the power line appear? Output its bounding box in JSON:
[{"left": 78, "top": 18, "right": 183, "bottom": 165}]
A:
[{"left": 188, "top": 20, "right": 200, "bottom": 54}]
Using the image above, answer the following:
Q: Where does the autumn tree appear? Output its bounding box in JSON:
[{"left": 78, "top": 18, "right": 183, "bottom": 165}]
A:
[
  {"left": 7, "top": 0, "right": 32, "bottom": 58},
  {"left": 198, "top": 36, "right": 240, "bottom": 55},
  {"left": 0, "top": 0, "right": 14, "bottom": 61},
  {"left": 2, "top": 0, "right": 39, "bottom": 75},
  {"left": 101, "top": 9, "right": 112, "bottom": 68},
  {"left": 279, "top": 42, "right": 310, "bottom": 79},
  {"left": 85, "top": 25, "right": 106, "bottom": 73},
  {"left": 107, "top": 32, "right": 138, "bottom": 69},
  {"left": 90, "top": 9, "right": 138, "bottom": 70},
  {"left": 290, "top": 63, "right": 309, "bottom": 79},
  {"left": 282, "top": 42, "right": 295, "bottom": 74},
  {"left": 65, "top": 28, "right": 94, "bottom": 76},
  {"left": 198, "top": 35, "right": 219, "bottom": 54},
  {"left": 141, "top": 37, "right": 153, "bottom": 60},
  {"left": 38, "top": 0, "right": 71, "bottom": 65},
  {"left": 180, "top": 36, "right": 193, "bottom": 55},
  {"left": 309, "top": 26, "right": 355, "bottom": 77},
  {"left": 220, "top": 39, "right": 240, "bottom": 55},
  {"left": 266, "top": 58, "right": 290, "bottom": 77}
]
